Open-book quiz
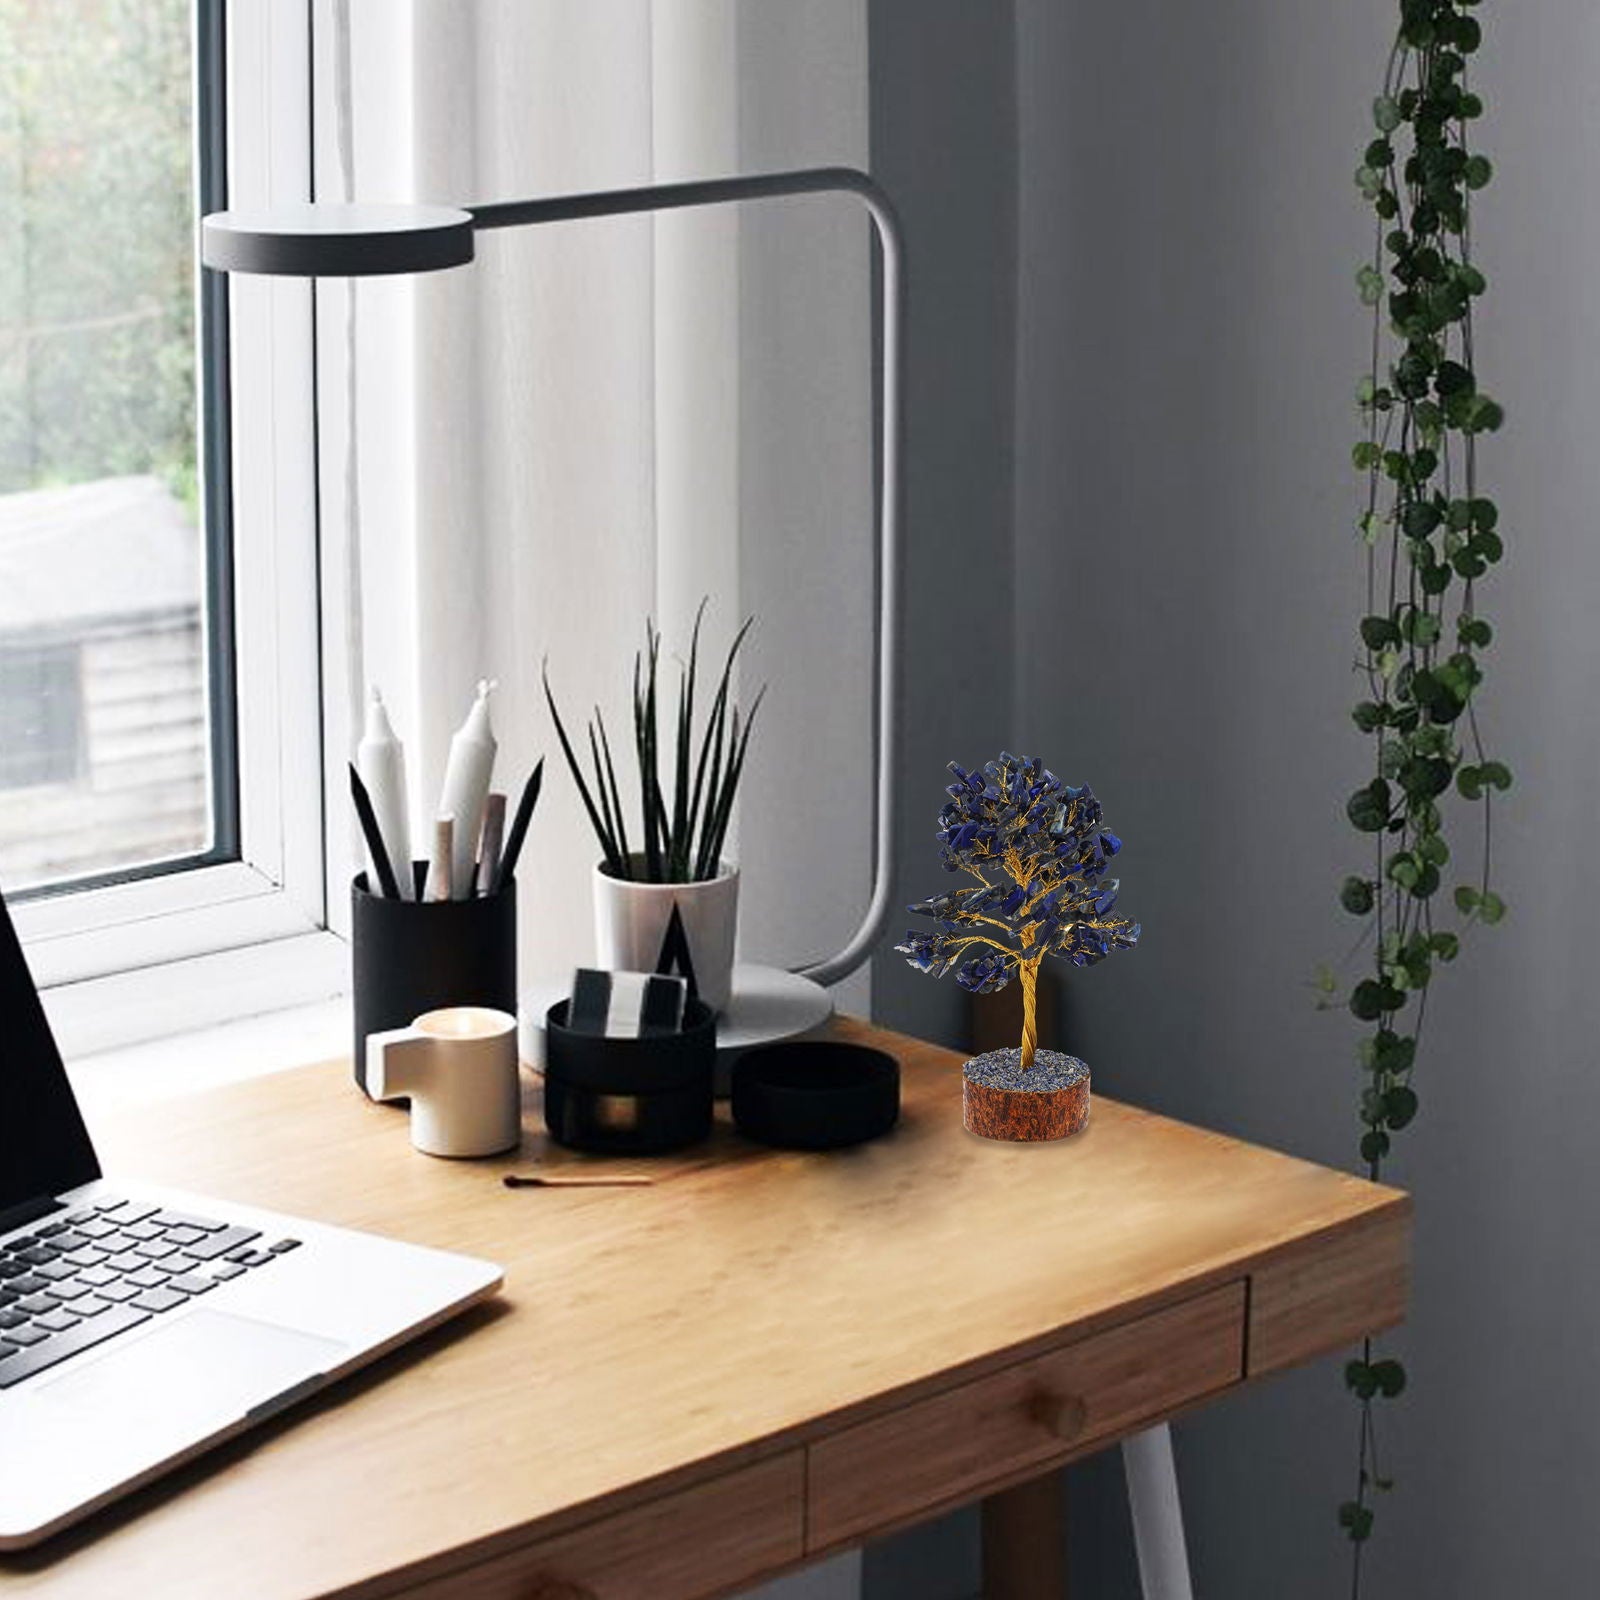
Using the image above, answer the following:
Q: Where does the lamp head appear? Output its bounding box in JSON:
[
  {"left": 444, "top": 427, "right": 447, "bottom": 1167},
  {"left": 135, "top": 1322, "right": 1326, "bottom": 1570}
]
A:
[{"left": 201, "top": 201, "right": 474, "bottom": 277}]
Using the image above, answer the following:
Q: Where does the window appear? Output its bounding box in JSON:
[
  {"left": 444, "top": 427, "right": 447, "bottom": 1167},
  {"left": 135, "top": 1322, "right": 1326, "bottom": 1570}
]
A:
[
  {"left": 7, "top": 2, "right": 340, "bottom": 1053},
  {"left": 0, "top": 0, "right": 231, "bottom": 896}
]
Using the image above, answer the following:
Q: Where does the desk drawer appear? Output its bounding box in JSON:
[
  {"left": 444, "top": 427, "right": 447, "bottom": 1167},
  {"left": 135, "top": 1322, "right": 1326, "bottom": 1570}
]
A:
[
  {"left": 399, "top": 1452, "right": 803, "bottom": 1600},
  {"left": 807, "top": 1281, "right": 1245, "bottom": 1549}
]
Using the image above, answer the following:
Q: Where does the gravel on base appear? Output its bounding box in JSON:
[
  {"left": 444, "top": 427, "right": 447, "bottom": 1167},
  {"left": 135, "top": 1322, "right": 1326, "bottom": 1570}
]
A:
[{"left": 962, "top": 1048, "right": 1089, "bottom": 1094}]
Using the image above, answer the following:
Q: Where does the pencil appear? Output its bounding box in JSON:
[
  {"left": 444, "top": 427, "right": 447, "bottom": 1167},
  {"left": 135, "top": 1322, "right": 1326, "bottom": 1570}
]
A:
[
  {"left": 349, "top": 763, "right": 402, "bottom": 899},
  {"left": 492, "top": 757, "right": 544, "bottom": 893}
]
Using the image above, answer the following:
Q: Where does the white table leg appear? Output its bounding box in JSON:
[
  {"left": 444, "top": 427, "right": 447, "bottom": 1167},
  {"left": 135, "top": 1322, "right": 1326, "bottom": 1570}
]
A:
[{"left": 1122, "top": 1424, "right": 1194, "bottom": 1600}]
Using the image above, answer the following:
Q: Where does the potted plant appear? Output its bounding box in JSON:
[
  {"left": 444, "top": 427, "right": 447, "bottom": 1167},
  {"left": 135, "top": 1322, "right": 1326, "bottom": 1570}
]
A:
[
  {"left": 896, "top": 754, "right": 1139, "bottom": 1140},
  {"left": 543, "top": 604, "right": 761, "bottom": 1017}
]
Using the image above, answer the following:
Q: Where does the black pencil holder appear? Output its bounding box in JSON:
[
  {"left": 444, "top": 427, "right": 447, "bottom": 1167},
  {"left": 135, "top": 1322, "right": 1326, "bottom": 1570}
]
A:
[
  {"left": 351, "top": 870, "right": 519, "bottom": 1098},
  {"left": 542, "top": 998, "right": 716, "bottom": 1155}
]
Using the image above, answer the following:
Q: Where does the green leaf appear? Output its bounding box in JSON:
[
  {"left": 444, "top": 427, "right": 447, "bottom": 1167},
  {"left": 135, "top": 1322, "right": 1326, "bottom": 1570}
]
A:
[
  {"left": 1466, "top": 394, "right": 1506, "bottom": 433},
  {"left": 1400, "top": 758, "right": 1452, "bottom": 800},
  {"left": 1353, "top": 440, "right": 1382, "bottom": 471},
  {"left": 1402, "top": 501, "right": 1442, "bottom": 537},
  {"left": 1386, "top": 854, "right": 1420, "bottom": 891},
  {"left": 1357, "top": 264, "right": 1385, "bottom": 305},
  {"left": 1339, "top": 1500, "right": 1376, "bottom": 1543},
  {"left": 1435, "top": 359, "right": 1475, "bottom": 398},
  {"left": 1455, "top": 884, "right": 1481, "bottom": 913},
  {"left": 1384, "top": 1086, "right": 1419, "bottom": 1130},
  {"left": 1350, "top": 980, "right": 1387, "bottom": 1022},
  {"left": 1481, "top": 760, "right": 1513, "bottom": 790},
  {"left": 1361, "top": 615, "right": 1401, "bottom": 651},
  {"left": 1345, "top": 1360, "right": 1378, "bottom": 1399},
  {"left": 1372, "top": 1358, "right": 1408, "bottom": 1398},
  {"left": 1373, "top": 1031, "right": 1417, "bottom": 1073},
  {"left": 1458, "top": 616, "right": 1492, "bottom": 648},
  {"left": 1352, "top": 701, "right": 1386, "bottom": 733},
  {"left": 1410, "top": 722, "right": 1451, "bottom": 757},
  {"left": 1430, "top": 931, "right": 1460, "bottom": 961},
  {"left": 1410, "top": 612, "right": 1442, "bottom": 648},
  {"left": 1341, "top": 876, "right": 1376, "bottom": 916},
  {"left": 1360, "top": 1129, "right": 1391, "bottom": 1166},
  {"left": 1400, "top": 12, "right": 1436, "bottom": 47},
  {"left": 1417, "top": 831, "right": 1449, "bottom": 867},
  {"left": 1373, "top": 95, "right": 1402, "bottom": 133},
  {"left": 1479, "top": 891, "right": 1506, "bottom": 925},
  {"left": 1347, "top": 780, "right": 1392, "bottom": 833},
  {"left": 1394, "top": 353, "right": 1432, "bottom": 399},
  {"left": 1470, "top": 497, "right": 1499, "bottom": 530},
  {"left": 1464, "top": 154, "right": 1493, "bottom": 189},
  {"left": 1457, "top": 765, "right": 1484, "bottom": 801}
]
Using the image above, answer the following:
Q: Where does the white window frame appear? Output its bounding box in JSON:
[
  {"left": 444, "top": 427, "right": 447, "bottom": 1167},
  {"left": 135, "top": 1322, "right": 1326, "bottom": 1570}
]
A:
[{"left": 26, "top": 2, "right": 345, "bottom": 1059}]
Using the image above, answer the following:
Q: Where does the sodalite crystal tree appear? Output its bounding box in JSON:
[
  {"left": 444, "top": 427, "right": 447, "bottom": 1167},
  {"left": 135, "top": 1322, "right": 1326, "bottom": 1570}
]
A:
[{"left": 897, "top": 756, "right": 1139, "bottom": 1121}]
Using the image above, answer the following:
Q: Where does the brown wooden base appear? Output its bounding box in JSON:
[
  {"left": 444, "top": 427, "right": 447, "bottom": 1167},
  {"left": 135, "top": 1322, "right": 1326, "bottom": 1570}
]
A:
[{"left": 963, "top": 1049, "right": 1090, "bottom": 1142}]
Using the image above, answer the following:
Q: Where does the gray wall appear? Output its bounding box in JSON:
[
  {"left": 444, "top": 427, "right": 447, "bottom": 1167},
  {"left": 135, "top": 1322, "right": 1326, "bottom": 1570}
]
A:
[
  {"left": 874, "top": 0, "right": 1600, "bottom": 1594},
  {"left": 868, "top": 0, "right": 1020, "bottom": 1063}
]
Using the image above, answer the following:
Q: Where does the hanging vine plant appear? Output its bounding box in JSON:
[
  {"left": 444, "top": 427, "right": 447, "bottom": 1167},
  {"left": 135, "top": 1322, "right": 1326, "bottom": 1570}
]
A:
[{"left": 1338, "top": 0, "right": 1507, "bottom": 1585}]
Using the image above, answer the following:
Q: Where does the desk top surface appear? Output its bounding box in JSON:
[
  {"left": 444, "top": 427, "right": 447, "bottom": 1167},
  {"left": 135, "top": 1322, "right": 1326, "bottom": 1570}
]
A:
[{"left": 0, "top": 1018, "right": 1405, "bottom": 1599}]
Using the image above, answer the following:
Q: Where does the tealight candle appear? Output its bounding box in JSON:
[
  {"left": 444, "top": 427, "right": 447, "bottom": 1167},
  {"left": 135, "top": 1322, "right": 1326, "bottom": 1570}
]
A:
[{"left": 366, "top": 1007, "right": 521, "bottom": 1157}]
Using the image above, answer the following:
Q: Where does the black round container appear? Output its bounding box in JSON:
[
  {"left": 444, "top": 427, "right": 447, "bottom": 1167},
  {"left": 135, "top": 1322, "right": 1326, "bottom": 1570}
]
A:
[
  {"left": 542, "top": 998, "right": 716, "bottom": 1155},
  {"left": 731, "top": 1041, "right": 900, "bottom": 1150},
  {"left": 351, "top": 871, "right": 518, "bottom": 1097}
]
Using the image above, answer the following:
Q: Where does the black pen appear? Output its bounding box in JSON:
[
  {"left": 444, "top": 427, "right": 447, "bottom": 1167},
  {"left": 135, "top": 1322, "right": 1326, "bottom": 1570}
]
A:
[
  {"left": 350, "top": 763, "right": 403, "bottom": 899},
  {"left": 492, "top": 758, "right": 544, "bottom": 894}
]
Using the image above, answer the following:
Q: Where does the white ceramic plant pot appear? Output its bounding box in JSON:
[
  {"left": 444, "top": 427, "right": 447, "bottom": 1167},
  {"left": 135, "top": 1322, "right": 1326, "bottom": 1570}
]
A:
[{"left": 593, "top": 858, "right": 740, "bottom": 1017}]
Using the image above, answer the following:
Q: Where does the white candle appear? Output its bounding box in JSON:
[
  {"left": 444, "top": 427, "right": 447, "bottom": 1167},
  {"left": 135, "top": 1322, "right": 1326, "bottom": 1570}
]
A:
[{"left": 437, "top": 680, "right": 497, "bottom": 900}]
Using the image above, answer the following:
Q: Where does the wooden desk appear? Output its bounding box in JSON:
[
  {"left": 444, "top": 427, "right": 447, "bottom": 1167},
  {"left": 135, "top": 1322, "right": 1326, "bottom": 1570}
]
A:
[{"left": 0, "top": 1019, "right": 1409, "bottom": 1600}]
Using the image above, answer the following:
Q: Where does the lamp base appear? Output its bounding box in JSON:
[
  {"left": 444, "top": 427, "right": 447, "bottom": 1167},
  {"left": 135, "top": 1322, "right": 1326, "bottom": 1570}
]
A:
[{"left": 963, "top": 1049, "right": 1090, "bottom": 1142}]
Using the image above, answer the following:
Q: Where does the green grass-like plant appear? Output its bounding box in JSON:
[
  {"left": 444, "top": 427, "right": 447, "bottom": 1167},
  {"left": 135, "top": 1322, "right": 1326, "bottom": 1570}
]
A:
[{"left": 543, "top": 603, "right": 763, "bottom": 884}]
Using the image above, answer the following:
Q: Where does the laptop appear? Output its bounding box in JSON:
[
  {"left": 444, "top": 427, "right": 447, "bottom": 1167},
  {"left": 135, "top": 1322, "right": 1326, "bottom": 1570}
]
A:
[{"left": 0, "top": 886, "right": 503, "bottom": 1549}]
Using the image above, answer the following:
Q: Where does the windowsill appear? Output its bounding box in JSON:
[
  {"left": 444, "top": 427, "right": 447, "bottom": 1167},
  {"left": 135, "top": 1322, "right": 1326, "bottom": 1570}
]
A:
[
  {"left": 43, "top": 928, "right": 348, "bottom": 1061},
  {"left": 66, "top": 995, "right": 351, "bottom": 1115}
]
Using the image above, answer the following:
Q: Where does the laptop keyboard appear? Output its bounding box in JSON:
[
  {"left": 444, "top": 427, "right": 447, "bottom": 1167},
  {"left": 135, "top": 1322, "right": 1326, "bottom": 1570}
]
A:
[{"left": 0, "top": 1198, "right": 301, "bottom": 1390}]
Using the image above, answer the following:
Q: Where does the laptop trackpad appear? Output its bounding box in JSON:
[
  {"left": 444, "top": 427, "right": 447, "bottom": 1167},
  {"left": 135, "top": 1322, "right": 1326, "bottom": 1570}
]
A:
[{"left": 38, "top": 1309, "right": 347, "bottom": 1435}]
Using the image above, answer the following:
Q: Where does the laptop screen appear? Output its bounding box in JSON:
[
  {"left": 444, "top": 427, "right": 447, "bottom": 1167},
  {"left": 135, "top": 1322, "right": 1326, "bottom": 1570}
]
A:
[{"left": 0, "top": 886, "right": 100, "bottom": 1212}]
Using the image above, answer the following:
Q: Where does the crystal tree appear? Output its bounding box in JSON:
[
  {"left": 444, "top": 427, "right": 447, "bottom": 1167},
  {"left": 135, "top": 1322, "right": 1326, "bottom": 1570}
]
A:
[{"left": 896, "top": 754, "right": 1140, "bottom": 1069}]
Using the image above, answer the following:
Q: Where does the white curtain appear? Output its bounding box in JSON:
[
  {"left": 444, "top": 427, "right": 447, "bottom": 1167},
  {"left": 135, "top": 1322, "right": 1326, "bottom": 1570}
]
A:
[{"left": 312, "top": 1, "right": 874, "bottom": 1012}]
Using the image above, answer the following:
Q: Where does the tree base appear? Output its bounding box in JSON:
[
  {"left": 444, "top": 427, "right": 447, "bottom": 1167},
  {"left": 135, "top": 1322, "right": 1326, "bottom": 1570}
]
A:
[{"left": 962, "top": 1048, "right": 1090, "bottom": 1143}]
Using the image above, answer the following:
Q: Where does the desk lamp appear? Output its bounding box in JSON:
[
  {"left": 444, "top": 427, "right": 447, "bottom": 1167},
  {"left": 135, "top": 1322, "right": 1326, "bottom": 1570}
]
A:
[{"left": 203, "top": 167, "right": 903, "bottom": 1025}]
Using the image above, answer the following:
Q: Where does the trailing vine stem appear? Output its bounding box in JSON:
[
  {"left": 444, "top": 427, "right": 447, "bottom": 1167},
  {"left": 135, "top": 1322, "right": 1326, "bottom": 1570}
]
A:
[{"left": 1338, "top": 0, "right": 1509, "bottom": 1583}]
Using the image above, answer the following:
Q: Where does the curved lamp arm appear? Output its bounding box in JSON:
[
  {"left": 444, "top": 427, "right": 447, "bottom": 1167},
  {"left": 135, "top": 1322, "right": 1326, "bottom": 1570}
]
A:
[{"left": 204, "top": 166, "right": 904, "bottom": 989}]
